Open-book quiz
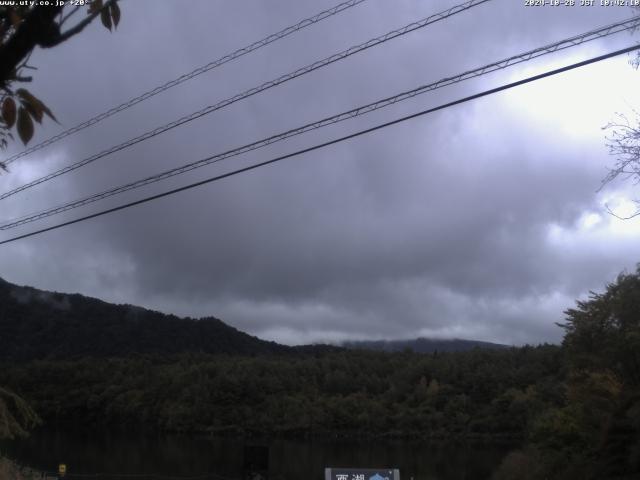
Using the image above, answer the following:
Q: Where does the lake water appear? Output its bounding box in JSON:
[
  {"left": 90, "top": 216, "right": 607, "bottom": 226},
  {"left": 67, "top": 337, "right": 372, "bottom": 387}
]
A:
[{"left": 1, "top": 430, "right": 514, "bottom": 480}]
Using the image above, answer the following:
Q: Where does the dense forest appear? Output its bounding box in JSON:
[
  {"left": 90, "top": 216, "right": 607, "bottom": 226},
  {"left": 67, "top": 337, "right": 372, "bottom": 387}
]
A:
[
  {"left": 0, "top": 346, "right": 563, "bottom": 437},
  {"left": 1, "top": 266, "right": 640, "bottom": 479}
]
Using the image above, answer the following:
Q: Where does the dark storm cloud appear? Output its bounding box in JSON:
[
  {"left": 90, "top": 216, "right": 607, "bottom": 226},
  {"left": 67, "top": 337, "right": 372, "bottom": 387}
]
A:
[{"left": 1, "top": 0, "right": 640, "bottom": 346}]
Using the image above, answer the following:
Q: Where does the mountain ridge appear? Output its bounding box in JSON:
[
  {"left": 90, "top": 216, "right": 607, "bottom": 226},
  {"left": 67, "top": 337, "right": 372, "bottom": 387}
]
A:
[
  {"left": 342, "top": 337, "right": 510, "bottom": 353},
  {"left": 0, "top": 277, "right": 295, "bottom": 360},
  {"left": 0, "top": 277, "right": 508, "bottom": 361}
]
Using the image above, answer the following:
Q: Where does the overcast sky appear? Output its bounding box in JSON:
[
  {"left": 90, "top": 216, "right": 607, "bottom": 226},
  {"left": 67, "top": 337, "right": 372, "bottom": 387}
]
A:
[{"left": 1, "top": 0, "right": 640, "bottom": 346}]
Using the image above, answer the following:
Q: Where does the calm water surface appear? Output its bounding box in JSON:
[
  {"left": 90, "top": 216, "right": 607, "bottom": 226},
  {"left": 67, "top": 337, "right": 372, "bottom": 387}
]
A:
[{"left": 2, "top": 429, "right": 514, "bottom": 480}]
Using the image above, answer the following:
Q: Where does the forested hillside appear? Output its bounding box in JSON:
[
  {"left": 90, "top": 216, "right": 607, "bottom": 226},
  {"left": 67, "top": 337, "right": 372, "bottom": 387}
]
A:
[
  {"left": 0, "top": 277, "right": 505, "bottom": 360},
  {"left": 0, "top": 278, "right": 292, "bottom": 359}
]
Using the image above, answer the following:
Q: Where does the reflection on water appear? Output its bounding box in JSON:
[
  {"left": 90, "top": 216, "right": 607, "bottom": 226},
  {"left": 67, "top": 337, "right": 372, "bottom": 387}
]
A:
[{"left": 1, "top": 429, "right": 514, "bottom": 480}]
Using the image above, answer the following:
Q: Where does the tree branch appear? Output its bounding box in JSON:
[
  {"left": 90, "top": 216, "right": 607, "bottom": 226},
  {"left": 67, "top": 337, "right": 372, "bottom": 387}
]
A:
[
  {"left": 0, "top": 6, "right": 63, "bottom": 84},
  {"left": 605, "top": 203, "right": 640, "bottom": 220},
  {"left": 0, "top": 1, "right": 117, "bottom": 84},
  {"left": 59, "top": 5, "right": 81, "bottom": 27},
  {"left": 56, "top": 0, "right": 117, "bottom": 46}
]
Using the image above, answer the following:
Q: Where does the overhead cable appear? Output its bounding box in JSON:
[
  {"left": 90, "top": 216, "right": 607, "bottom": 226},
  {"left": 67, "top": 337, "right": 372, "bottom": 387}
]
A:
[
  {"left": 1, "top": 43, "right": 638, "bottom": 246},
  {"left": 2, "top": 0, "right": 370, "bottom": 166},
  {"left": 0, "top": 0, "right": 491, "bottom": 200},
  {"left": 2, "top": 16, "right": 638, "bottom": 230}
]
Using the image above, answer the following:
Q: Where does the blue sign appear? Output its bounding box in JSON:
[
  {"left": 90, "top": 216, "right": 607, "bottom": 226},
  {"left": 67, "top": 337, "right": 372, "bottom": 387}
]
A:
[{"left": 325, "top": 468, "right": 400, "bottom": 480}]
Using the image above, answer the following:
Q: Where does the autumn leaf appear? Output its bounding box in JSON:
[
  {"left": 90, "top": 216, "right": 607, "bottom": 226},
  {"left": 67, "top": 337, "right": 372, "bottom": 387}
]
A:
[
  {"left": 101, "top": 6, "right": 112, "bottom": 31},
  {"left": 16, "top": 106, "right": 34, "bottom": 145},
  {"left": 111, "top": 2, "right": 120, "bottom": 28},
  {"left": 17, "top": 90, "right": 43, "bottom": 123},
  {"left": 16, "top": 89, "right": 39, "bottom": 107},
  {"left": 40, "top": 102, "right": 57, "bottom": 123},
  {"left": 37, "top": 98, "right": 56, "bottom": 123},
  {"left": 16, "top": 89, "right": 57, "bottom": 123},
  {"left": 23, "top": 101, "right": 43, "bottom": 123},
  {"left": 2, "top": 97, "right": 16, "bottom": 128}
]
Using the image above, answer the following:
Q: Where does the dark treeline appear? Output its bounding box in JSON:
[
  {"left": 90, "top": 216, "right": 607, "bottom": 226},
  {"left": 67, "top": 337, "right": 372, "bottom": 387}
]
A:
[
  {"left": 0, "top": 346, "right": 562, "bottom": 438},
  {"left": 343, "top": 337, "right": 510, "bottom": 353}
]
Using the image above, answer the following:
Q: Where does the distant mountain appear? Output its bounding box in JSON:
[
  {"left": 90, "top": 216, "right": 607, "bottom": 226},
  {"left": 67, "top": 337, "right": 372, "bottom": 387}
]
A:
[
  {"left": 0, "top": 277, "right": 304, "bottom": 361},
  {"left": 342, "top": 337, "right": 510, "bottom": 353}
]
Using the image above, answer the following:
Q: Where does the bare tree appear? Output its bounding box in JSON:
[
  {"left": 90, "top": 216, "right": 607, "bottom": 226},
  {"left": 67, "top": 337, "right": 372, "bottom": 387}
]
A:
[
  {"left": 602, "top": 10, "right": 640, "bottom": 219},
  {"left": 602, "top": 111, "right": 640, "bottom": 218}
]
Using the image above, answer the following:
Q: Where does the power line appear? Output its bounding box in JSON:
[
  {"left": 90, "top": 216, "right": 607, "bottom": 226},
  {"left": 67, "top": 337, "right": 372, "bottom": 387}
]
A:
[
  {"left": 2, "top": 15, "right": 638, "bottom": 230},
  {"left": 1, "top": 0, "right": 369, "bottom": 167},
  {"left": 1, "top": 44, "right": 638, "bottom": 246},
  {"left": 0, "top": 0, "right": 491, "bottom": 201}
]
